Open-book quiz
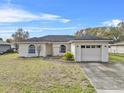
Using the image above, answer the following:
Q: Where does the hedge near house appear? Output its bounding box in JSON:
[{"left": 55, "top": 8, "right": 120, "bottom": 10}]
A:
[{"left": 63, "top": 51, "right": 74, "bottom": 61}]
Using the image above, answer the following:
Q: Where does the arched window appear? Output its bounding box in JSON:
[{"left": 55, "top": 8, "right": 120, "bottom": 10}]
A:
[
  {"left": 28, "top": 45, "right": 35, "bottom": 54},
  {"left": 60, "top": 45, "right": 66, "bottom": 53}
]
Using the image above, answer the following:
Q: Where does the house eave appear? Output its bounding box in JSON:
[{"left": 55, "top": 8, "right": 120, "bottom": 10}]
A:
[
  {"left": 16, "top": 41, "right": 70, "bottom": 44},
  {"left": 110, "top": 44, "right": 124, "bottom": 46},
  {"left": 69, "top": 40, "right": 112, "bottom": 43},
  {"left": 16, "top": 39, "right": 112, "bottom": 44}
]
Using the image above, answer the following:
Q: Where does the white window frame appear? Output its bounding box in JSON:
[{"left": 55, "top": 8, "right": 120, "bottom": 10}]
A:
[
  {"left": 28, "top": 45, "right": 35, "bottom": 54},
  {"left": 60, "top": 45, "right": 66, "bottom": 53}
]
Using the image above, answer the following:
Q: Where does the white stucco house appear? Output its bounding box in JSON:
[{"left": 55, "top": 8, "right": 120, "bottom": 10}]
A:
[
  {"left": 18, "top": 35, "right": 110, "bottom": 62},
  {"left": 109, "top": 41, "right": 124, "bottom": 53}
]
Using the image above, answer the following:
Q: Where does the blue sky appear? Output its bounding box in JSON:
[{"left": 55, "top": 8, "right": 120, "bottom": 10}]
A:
[{"left": 0, "top": 0, "right": 124, "bottom": 39}]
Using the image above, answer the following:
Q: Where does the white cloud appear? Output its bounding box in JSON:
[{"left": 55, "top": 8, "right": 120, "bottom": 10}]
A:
[
  {"left": 39, "top": 27, "right": 77, "bottom": 30},
  {"left": 40, "top": 13, "right": 60, "bottom": 20},
  {"left": 0, "top": 7, "right": 38, "bottom": 22},
  {"left": 103, "top": 19, "right": 122, "bottom": 27},
  {"left": 0, "top": 26, "right": 77, "bottom": 33},
  {"left": 0, "top": 26, "right": 77, "bottom": 40},
  {"left": 58, "top": 19, "right": 70, "bottom": 23},
  {"left": 0, "top": 28, "right": 42, "bottom": 33},
  {"left": 0, "top": 7, "right": 70, "bottom": 23},
  {"left": 0, "top": 29, "right": 15, "bottom": 33}
]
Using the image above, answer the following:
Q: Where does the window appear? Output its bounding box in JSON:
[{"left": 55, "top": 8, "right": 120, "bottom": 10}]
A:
[
  {"left": 28, "top": 45, "right": 35, "bottom": 54},
  {"left": 86, "top": 45, "right": 90, "bottom": 48},
  {"left": 91, "top": 45, "right": 95, "bottom": 48},
  {"left": 60, "top": 45, "right": 66, "bottom": 53},
  {"left": 81, "top": 45, "right": 85, "bottom": 48},
  {"left": 97, "top": 45, "right": 101, "bottom": 48}
]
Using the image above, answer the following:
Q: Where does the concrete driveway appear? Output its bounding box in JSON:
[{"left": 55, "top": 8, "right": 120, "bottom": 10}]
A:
[{"left": 80, "top": 63, "right": 124, "bottom": 93}]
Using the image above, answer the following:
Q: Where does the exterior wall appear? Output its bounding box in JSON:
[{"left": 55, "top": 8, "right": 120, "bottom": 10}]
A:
[
  {"left": 71, "top": 43, "right": 76, "bottom": 59},
  {"left": 18, "top": 42, "right": 71, "bottom": 57},
  {"left": 71, "top": 42, "right": 109, "bottom": 62},
  {"left": 101, "top": 44, "right": 109, "bottom": 62},
  {"left": 109, "top": 45, "right": 124, "bottom": 53},
  {"left": 18, "top": 41, "right": 109, "bottom": 62},
  {"left": 74, "top": 44, "right": 81, "bottom": 61},
  {"left": 46, "top": 44, "right": 52, "bottom": 56},
  {"left": 52, "top": 43, "right": 71, "bottom": 56},
  {"left": 0, "top": 45, "right": 11, "bottom": 53},
  {"left": 18, "top": 43, "right": 47, "bottom": 57}
]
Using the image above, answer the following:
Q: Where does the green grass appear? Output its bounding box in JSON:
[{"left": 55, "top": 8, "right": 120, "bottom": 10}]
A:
[
  {"left": 0, "top": 53, "right": 95, "bottom": 93},
  {"left": 109, "top": 53, "right": 124, "bottom": 62}
]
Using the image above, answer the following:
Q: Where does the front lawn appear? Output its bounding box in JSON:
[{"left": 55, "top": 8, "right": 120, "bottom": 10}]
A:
[
  {"left": 0, "top": 53, "right": 95, "bottom": 93},
  {"left": 109, "top": 53, "right": 124, "bottom": 62}
]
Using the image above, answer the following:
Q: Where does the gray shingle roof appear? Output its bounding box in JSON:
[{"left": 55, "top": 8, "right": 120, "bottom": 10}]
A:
[
  {"left": 24, "top": 34, "right": 110, "bottom": 42},
  {"left": 75, "top": 34, "right": 109, "bottom": 40},
  {"left": 26, "top": 35, "right": 75, "bottom": 42}
]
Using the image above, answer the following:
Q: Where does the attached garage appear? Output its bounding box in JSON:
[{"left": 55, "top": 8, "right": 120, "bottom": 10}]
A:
[
  {"left": 81, "top": 45, "right": 101, "bottom": 61},
  {"left": 71, "top": 40, "right": 110, "bottom": 62}
]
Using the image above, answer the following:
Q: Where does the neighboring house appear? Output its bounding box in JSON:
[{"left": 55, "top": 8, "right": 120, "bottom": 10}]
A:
[
  {"left": 11, "top": 43, "right": 17, "bottom": 52},
  {"left": 18, "top": 35, "right": 110, "bottom": 62},
  {"left": 0, "top": 40, "right": 11, "bottom": 54},
  {"left": 109, "top": 41, "right": 124, "bottom": 53}
]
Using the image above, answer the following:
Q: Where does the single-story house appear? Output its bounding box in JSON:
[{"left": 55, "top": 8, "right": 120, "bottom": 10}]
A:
[
  {"left": 109, "top": 41, "right": 124, "bottom": 53},
  {"left": 0, "top": 40, "right": 11, "bottom": 54},
  {"left": 18, "top": 35, "right": 110, "bottom": 62}
]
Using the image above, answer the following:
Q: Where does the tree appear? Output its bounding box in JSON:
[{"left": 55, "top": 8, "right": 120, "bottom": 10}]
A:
[
  {"left": 12, "top": 28, "right": 29, "bottom": 42},
  {"left": 12, "top": 28, "right": 29, "bottom": 50},
  {"left": 6, "top": 38, "right": 13, "bottom": 43},
  {"left": 75, "top": 22, "right": 124, "bottom": 42},
  {"left": 75, "top": 31, "right": 82, "bottom": 38},
  {"left": 108, "top": 27, "right": 121, "bottom": 41},
  {"left": 117, "top": 22, "right": 124, "bottom": 41},
  {"left": 0, "top": 38, "right": 3, "bottom": 41}
]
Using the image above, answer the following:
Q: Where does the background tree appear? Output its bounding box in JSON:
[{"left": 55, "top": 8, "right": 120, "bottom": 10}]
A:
[
  {"left": 108, "top": 27, "right": 121, "bottom": 41},
  {"left": 75, "top": 22, "right": 124, "bottom": 42},
  {"left": 6, "top": 38, "right": 13, "bottom": 43},
  {"left": 12, "top": 28, "right": 29, "bottom": 50},
  {"left": 0, "top": 38, "right": 3, "bottom": 41},
  {"left": 117, "top": 22, "right": 124, "bottom": 41},
  {"left": 12, "top": 28, "right": 29, "bottom": 42}
]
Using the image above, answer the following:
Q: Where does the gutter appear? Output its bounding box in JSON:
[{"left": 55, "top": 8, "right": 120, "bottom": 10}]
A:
[
  {"left": 16, "top": 40, "right": 112, "bottom": 44},
  {"left": 16, "top": 41, "right": 70, "bottom": 44},
  {"left": 69, "top": 40, "right": 112, "bottom": 43}
]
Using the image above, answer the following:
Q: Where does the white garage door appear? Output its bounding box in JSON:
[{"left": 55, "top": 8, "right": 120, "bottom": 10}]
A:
[{"left": 81, "top": 45, "right": 101, "bottom": 61}]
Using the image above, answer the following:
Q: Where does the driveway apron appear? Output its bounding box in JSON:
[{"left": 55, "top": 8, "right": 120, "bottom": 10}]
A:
[{"left": 80, "top": 63, "right": 124, "bottom": 93}]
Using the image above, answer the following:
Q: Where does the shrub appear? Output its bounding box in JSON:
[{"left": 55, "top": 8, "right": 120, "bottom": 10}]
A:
[
  {"left": 0, "top": 49, "right": 16, "bottom": 55},
  {"left": 63, "top": 52, "right": 74, "bottom": 61}
]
